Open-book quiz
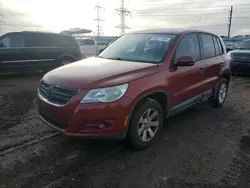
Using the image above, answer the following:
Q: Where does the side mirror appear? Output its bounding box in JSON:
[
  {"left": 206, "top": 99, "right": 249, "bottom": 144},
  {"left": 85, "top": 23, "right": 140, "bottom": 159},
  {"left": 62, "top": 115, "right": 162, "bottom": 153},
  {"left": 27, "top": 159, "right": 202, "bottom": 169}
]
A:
[
  {"left": 176, "top": 56, "right": 195, "bottom": 66},
  {"left": 98, "top": 48, "right": 106, "bottom": 55},
  {"left": 0, "top": 42, "right": 5, "bottom": 48}
]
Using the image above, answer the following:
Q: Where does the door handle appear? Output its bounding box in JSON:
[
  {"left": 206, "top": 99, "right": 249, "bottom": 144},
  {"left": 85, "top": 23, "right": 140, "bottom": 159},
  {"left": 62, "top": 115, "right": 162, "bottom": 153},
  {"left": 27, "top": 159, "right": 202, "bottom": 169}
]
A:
[
  {"left": 220, "top": 62, "right": 225, "bottom": 67},
  {"left": 200, "top": 68, "right": 205, "bottom": 72}
]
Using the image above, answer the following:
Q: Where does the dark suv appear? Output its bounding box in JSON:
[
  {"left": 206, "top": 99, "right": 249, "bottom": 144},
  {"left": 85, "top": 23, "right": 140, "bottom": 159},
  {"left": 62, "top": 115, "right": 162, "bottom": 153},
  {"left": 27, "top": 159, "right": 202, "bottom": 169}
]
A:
[
  {"left": 0, "top": 31, "right": 83, "bottom": 74},
  {"left": 228, "top": 39, "right": 250, "bottom": 75},
  {"left": 37, "top": 29, "right": 231, "bottom": 150}
]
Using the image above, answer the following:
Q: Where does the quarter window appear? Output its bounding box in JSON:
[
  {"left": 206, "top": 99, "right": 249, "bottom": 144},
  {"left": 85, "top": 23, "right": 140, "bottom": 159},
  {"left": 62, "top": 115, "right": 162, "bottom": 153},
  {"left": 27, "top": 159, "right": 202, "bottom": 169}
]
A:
[
  {"left": 213, "top": 36, "right": 220, "bottom": 56},
  {"left": 200, "top": 33, "right": 216, "bottom": 59},
  {"left": 216, "top": 37, "right": 223, "bottom": 54},
  {"left": 175, "top": 33, "right": 201, "bottom": 61}
]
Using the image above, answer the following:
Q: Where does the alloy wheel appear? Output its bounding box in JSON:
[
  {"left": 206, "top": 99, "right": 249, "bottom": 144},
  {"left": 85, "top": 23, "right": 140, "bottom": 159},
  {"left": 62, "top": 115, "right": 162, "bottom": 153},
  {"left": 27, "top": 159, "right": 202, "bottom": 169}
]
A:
[
  {"left": 138, "top": 108, "right": 160, "bottom": 142},
  {"left": 218, "top": 83, "right": 227, "bottom": 104}
]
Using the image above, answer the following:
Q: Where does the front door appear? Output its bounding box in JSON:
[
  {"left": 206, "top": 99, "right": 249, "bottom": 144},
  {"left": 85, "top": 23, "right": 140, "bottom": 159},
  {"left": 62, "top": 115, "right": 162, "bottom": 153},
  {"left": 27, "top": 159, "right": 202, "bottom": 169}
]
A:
[
  {"left": 167, "top": 33, "right": 206, "bottom": 109},
  {"left": 0, "top": 33, "right": 29, "bottom": 73}
]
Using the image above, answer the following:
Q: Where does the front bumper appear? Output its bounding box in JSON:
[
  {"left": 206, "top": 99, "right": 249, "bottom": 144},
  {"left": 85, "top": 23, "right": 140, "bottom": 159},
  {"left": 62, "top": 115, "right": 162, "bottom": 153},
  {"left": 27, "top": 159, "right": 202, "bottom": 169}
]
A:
[
  {"left": 38, "top": 91, "right": 133, "bottom": 139},
  {"left": 231, "top": 62, "right": 250, "bottom": 75}
]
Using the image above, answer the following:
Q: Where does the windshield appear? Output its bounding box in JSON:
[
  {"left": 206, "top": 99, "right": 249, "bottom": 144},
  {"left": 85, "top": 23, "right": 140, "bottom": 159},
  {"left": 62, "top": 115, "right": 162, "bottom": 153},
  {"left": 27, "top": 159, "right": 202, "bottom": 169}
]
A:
[
  {"left": 235, "top": 40, "right": 250, "bottom": 50},
  {"left": 98, "top": 34, "right": 176, "bottom": 63}
]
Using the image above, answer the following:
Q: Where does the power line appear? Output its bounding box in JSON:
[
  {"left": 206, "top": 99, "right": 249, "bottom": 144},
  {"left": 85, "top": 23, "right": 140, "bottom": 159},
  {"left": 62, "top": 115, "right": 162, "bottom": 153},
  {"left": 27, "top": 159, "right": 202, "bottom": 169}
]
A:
[
  {"left": 137, "top": 1, "right": 250, "bottom": 6},
  {"left": 115, "top": 0, "right": 132, "bottom": 35}
]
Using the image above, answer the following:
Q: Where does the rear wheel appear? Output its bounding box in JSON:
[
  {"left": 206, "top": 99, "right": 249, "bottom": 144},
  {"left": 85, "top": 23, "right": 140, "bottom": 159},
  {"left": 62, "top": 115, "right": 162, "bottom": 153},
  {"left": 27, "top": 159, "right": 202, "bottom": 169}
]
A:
[
  {"left": 60, "top": 57, "right": 73, "bottom": 66},
  {"left": 209, "top": 77, "right": 229, "bottom": 108},
  {"left": 124, "top": 98, "right": 163, "bottom": 150}
]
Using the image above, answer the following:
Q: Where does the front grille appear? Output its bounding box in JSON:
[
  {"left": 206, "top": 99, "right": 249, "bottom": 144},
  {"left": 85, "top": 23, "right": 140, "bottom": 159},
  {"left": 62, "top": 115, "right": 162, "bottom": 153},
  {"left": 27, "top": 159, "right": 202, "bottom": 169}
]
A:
[
  {"left": 233, "top": 53, "right": 250, "bottom": 62},
  {"left": 40, "top": 112, "right": 67, "bottom": 130},
  {"left": 38, "top": 81, "right": 79, "bottom": 106}
]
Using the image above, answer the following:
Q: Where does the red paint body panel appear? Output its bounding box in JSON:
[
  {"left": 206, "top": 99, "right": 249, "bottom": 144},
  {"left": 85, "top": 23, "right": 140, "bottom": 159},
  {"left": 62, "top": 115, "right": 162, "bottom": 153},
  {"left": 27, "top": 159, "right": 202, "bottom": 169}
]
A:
[{"left": 37, "top": 29, "right": 231, "bottom": 138}]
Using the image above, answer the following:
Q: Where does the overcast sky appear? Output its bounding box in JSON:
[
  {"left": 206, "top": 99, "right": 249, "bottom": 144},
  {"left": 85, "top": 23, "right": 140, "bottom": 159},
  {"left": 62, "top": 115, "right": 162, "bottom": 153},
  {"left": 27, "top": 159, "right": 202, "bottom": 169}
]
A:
[{"left": 0, "top": 0, "right": 250, "bottom": 36}]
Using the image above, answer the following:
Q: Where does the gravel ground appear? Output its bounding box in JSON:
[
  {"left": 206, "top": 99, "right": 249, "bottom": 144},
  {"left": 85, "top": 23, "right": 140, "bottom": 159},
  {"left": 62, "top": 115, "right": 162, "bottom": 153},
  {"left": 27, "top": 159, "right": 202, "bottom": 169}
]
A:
[{"left": 0, "top": 75, "right": 249, "bottom": 188}]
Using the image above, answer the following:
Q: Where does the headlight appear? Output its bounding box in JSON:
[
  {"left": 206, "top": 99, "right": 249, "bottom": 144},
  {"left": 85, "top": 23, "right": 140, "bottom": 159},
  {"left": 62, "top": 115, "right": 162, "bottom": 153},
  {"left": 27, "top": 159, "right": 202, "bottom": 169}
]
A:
[
  {"left": 227, "top": 52, "right": 233, "bottom": 58},
  {"left": 80, "top": 83, "right": 128, "bottom": 103}
]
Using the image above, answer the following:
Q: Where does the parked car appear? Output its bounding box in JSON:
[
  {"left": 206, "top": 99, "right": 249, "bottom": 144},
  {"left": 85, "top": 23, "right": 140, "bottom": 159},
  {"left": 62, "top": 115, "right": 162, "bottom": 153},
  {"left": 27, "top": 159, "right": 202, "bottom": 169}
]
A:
[
  {"left": 77, "top": 38, "right": 109, "bottom": 58},
  {"left": 37, "top": 29, "right": 231, "bottom": 150},
  {"left": 228, "top": 39, "right": 250, "bottom": 75},
  {"left": 0, "top": 31, "right": 83, "bottom": 74}
]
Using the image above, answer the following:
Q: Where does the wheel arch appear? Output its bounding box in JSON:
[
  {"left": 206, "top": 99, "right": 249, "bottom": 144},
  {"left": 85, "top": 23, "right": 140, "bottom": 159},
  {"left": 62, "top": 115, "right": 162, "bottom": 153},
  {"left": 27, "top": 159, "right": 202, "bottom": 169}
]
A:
[
  {"left": 123, "top": 90, "right": 168, "bottom": 137},
  {"left": 220, "top": 70, "right": 231, "bottom": 83},
  {"left": 58, "top": 54, "right": 75, "bottom": 61}
]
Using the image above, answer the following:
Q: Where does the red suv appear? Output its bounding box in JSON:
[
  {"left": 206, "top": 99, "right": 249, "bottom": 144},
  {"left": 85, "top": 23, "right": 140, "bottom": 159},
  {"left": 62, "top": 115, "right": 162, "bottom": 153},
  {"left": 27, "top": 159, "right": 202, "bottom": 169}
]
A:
[{"left": 37, "top": 29, "right": 231, "bottom": 149}]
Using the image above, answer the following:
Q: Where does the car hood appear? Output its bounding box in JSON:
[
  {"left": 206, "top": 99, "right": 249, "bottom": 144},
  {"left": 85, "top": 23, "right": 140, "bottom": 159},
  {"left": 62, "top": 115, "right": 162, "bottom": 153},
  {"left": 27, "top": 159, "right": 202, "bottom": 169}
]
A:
[
  {"left": 230, "top": 50, "right": 250, "bottom": 54},
  {"left": 42, "top": 57, "right": 159, "bottom": 89}
]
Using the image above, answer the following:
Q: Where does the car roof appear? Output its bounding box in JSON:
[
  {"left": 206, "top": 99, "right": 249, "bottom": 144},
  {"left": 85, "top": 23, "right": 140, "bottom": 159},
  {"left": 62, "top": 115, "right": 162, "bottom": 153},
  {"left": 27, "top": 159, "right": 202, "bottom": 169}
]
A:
[
  {"left": 3, "top": 31, "right": 72, "bottom": 37},
  {"left": 129, "top": 28, "right": 217, "bottom": 36}
]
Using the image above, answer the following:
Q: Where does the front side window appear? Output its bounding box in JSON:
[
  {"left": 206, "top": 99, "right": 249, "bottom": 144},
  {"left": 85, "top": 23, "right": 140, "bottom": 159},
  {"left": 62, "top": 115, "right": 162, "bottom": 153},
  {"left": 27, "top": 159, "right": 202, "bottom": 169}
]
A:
[
  {"left": 0, "top": 34, "right": 24, "bottom": 48},
  {"left": 235, "top": 40, "right": 250, "bottom": 50},
  {"left": 99, "top": 34, "right": 176, "bottom": 63},
  {"left": 175, "top": 33, "right": 201, "bottom": 62},
  {"left": 200, "top": 33, "right": 216, "bottom": 59}
]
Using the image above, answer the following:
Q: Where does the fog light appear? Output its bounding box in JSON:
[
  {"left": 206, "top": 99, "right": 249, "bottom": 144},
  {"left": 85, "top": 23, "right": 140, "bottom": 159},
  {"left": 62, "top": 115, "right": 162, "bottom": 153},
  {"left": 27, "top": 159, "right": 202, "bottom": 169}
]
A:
[{"left": 85, "top": 120, "right": 114, "bottom": 130}]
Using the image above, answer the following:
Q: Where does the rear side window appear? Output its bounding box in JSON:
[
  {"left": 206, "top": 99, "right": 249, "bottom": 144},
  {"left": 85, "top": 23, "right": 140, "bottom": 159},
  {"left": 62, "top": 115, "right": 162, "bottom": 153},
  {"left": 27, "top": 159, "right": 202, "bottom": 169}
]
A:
[
  {"left": 26, "top": 34, "right": 77, "bottom": 47},
  {"left": 175, "top": 33, "right": 201, "bottom": 61},
  {"left": 200, "top": 33, "right": 216, "bottom": 59},
  {"left": 25, "top": 34, "right": 41, "bottom": 47},
  {"left": 51, "top": 35, "right": 76, "bottom": 46}
]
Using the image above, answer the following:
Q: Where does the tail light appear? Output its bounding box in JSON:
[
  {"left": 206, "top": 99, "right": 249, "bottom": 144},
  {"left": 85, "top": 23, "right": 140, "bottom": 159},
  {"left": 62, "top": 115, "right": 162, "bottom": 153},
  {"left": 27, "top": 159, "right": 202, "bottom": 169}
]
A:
[{"left": 79, "top": 47, "right": 83, "bottom": 56}]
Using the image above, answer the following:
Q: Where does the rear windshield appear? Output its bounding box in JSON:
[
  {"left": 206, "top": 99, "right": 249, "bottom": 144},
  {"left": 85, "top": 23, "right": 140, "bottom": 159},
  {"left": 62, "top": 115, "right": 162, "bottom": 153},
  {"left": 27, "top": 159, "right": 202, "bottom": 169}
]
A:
[{"left": 98, "top": 34, "right": 176, "bottom": 64}]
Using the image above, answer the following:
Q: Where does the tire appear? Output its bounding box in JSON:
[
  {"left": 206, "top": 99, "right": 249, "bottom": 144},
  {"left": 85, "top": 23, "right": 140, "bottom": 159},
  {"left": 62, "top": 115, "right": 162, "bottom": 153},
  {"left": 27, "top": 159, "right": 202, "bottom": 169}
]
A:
[
  {"left": 209, "top": 77, "right": 229, "bottom": 108},
  {"left": 60, "top": 57, "right": 73, "bottom": 66},
  {"left": 124, "top": 98, "right": 163, "bottom": 150}
]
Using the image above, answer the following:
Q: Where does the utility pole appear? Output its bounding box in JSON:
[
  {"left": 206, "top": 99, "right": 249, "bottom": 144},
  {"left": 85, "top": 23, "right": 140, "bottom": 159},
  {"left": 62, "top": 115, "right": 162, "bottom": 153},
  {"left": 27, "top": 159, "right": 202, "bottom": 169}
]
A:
[
  {"left": 194, "top": 16, "right": 202, "bottom": 29},
  {"left": 228, "top": 6, "right": 233, "bottom": 38},
  {"left": 115, "top": 0, "right": 131, "bottom": 36},
  {"left": 94, "top": 2, "right": 105, "bottom": 37}
]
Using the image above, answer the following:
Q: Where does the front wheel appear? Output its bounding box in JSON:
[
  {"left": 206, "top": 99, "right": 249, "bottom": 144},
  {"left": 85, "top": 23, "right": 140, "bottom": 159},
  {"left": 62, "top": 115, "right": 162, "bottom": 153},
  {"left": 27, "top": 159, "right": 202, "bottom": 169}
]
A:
[
  {"left": 209, "top": 77, "right": 229, "bottom": 108},
  {"left": 124, "top": 98, "right": 163, "bottom": 150}
]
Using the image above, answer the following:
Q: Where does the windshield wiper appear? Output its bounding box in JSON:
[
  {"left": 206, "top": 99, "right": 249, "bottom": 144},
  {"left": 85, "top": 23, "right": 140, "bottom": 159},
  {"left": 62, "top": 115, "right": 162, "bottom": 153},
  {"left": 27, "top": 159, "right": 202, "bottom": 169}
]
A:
[{"left": 106, "top": 57, "right": 124, "bottom": 60}]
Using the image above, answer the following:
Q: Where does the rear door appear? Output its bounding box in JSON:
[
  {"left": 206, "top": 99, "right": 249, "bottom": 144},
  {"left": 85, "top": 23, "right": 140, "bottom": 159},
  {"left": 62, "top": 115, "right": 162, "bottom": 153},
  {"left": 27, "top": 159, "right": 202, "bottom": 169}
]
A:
[
  {"left": 0, "top": 33, "right": 29, "bottom": 73},
  {"left": 168, "top": 33, "right": 206, "bottom": 107},
  {"left": 24, "top": 33, "right": 60, "bottom": 71},
  {"left": 24, "top": 33, "right": 56, "bottom": 72},
  {"left": 199, "top": 33, "right": 224, "bottom": 91}
]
